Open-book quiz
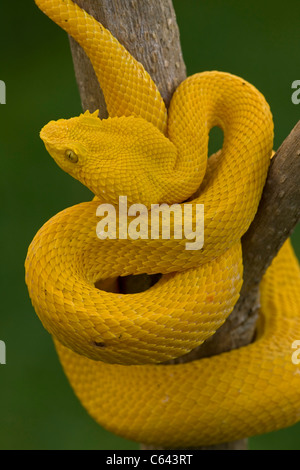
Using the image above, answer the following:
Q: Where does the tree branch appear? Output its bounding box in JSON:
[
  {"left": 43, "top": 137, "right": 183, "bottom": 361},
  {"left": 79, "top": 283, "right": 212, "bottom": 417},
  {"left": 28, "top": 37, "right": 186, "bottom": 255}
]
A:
[
  {"left": 70, "top": 0, "right": 186, "bottom": 115},
  {"left": 69, "top": 0, "right": 300, "bottom": 451}
]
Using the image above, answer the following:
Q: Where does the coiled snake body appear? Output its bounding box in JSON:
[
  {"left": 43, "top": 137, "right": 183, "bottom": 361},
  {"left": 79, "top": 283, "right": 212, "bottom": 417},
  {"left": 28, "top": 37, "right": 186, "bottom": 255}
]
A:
[{"left": 25, "top": 0, "right": 300, "bottom": 447}]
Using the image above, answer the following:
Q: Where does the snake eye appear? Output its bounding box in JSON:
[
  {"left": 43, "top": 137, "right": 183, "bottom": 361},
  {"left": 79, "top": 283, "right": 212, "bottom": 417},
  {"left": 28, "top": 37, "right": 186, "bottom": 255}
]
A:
[{"left": 65, "top": 149, "right": 78, "bottom": 163}]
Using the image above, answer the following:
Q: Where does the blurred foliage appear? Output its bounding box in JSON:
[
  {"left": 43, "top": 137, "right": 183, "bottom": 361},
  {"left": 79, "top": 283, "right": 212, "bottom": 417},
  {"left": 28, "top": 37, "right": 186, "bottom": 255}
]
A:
[{"left": 0, "top": 0, "right": 299, "bottom": 450}]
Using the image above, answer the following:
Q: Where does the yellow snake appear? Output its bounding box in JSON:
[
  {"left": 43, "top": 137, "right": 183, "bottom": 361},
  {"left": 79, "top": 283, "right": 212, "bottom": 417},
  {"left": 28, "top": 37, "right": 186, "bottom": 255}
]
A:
[{"left": 25, "top": 0, "right": 300, "bottom": 447}]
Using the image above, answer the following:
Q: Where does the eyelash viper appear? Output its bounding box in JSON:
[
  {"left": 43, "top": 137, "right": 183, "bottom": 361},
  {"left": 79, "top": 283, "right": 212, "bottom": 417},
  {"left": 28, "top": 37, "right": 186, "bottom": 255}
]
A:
[{"left": 25, "top": 0, "right": 300, "bottom": 447}]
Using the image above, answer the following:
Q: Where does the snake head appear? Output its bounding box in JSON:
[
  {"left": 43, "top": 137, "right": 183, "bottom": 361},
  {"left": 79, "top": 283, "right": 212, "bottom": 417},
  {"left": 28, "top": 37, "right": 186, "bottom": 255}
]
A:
[
  {"left": 40, "top": 110, "right": 99, "bottom": 180},
  {"left": 40, "top": 110, "right": 178, "bottom": 206}
]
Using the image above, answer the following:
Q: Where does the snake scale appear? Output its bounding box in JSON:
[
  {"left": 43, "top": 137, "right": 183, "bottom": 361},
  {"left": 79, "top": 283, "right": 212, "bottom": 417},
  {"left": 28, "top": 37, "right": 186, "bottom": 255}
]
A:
[{"left": 25, "top": 0, "right": 300, "bottom": 447}]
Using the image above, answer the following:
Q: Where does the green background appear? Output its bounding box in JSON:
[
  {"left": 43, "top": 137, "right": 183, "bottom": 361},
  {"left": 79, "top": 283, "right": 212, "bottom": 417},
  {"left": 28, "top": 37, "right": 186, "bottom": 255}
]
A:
[{"left": 0, "top": 0, "right": 299, "bottom": 450}]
